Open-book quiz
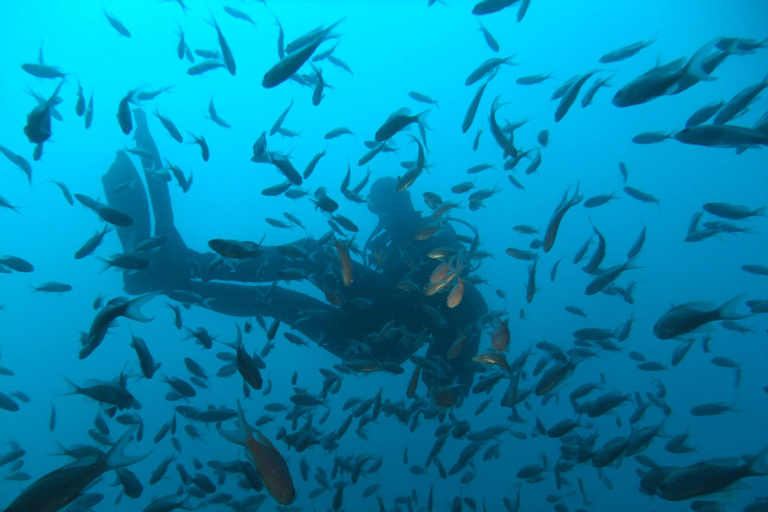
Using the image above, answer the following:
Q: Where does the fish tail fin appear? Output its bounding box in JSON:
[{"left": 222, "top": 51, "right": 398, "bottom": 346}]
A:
[
  {"left": 122, "top": 291, "right": 159, "bottom": 322},
  {"left": 62, "top": 377, "right": 81, "bottom": 395},
  {"left": 96, "top": 257, "right": 113, "bottom": 273},
  {"left": 748, "top": 446, "right": 768, "bottom": 476},
  {"left": 685, "top": 37, "right": 722, "bottom": 82},
  {"left": 104, "top": 425, "right": 152, "bottom": 470},
  {"left": 717, "top": 294, "right": 750, "bottom": 321},
  {"left": 755, "top": 207, "right": 767, "bottom": 217},
  {"left": 417, "top": 109, "right": 432, "bottom": 131},
  {"left": 218, "top": 399, "right": 252, "bottom": 446}
]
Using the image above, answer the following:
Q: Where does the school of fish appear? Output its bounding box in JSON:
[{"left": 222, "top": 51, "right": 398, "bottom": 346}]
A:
[{"left": 2, "top": 1, "right": 768, "bottom": 512}]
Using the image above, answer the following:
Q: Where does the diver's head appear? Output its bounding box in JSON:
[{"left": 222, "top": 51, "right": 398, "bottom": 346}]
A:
[{"left": 367, "top": 177, "right": 416, "bottom": 225}]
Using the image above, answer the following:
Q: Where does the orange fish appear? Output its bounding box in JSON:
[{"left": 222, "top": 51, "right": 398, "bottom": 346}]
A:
[
  {"left": 447, "top": 278, "right": 465, "bottom": 308},
  {"left": 220, "top": 400, "right": 296, "bottom": 505},
  {"left": 415, "top": 223, "right": 441, "bottom": 240},
  {"left": 473, "top": 350, "right": 511, "bottom": 373},
  {"left": 429, "top": 261, "right": 451, "bottom": 284},
  {"left": 333, "top": 238, "right": 353, "bottom": 287},
  {"left": 490, "top": 314, "right": 510, "bottom": 351}
]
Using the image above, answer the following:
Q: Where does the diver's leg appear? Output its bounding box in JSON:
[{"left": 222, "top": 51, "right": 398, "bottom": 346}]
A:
[
  {"left": 186, "top": 280, "right": 355, "bottom": 360},
  {"left": 101, "top": 149, "right": 154, "bottom": 295},
  {"left": 131, "top": 108, "right": 189, "bottom": 259},
  {"left": 102, "top": 108, "right": 192, "bottom": 293}
]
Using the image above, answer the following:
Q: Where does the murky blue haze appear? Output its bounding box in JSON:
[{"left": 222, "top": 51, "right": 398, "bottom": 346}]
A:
[{"left": 1, "top": 0, "right": 768, "bottom": 511}]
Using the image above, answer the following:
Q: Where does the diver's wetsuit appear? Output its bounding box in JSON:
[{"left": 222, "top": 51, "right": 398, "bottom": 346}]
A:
[{"left": 103, "top": 109, "right": 487, "bottom": 400}]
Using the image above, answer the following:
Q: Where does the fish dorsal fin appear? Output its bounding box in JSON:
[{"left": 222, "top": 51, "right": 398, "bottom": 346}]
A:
[
  {"left": 678, "top": 300, "right": 716, "bottom": 312},
  {"left": 388, "top": 107, "right": 412, "bottom": 121}
]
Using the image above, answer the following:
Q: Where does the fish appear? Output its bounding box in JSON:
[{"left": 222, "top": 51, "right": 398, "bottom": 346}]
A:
[
  {"left": 674, "top": 124, "right": 768, "bottom": 149},
  {"left": 472, "top": 0, "right": 522, "bottom": 17},
  {"left": 654, "top": 446, "right": 768, "bottom": 501},
  {"left": 599, "top": 36, "right": 656, "bottom": 63},
  {"left": 187, "top": 133, "right": 209, "bottom": 161},
  {"left": 208, "top": 13, "right": 236, "bottom": 75},
  {"left": 103, "top": 9, "right": 131, "bottom": 37},
  {"left": 654, "top": 295, "right": 751, "bottom": 339},
  {"left": 80, "top": 293, "right": 158, "bottom": 359},
  {"left": 153, "top": 108, "right": 183, "bottom": 142},
  {"left": 207, "top": 97, "right": 231, "bottom": 128},
  {"left": 48, "top": 179, "right": 73, "bottom": 205},
  {"left": 409, "top": 91, "right": 440, "bottom": 107},
  {"left": 97, "top": 205, "right": 134, "bottom": 226},
  {"left": 31, "top": 282, "right": 72, "bottom": 293},
  {"left": 463, "top": 75, "right": 494, "bottom": 133},
  {"left": 543, "top": 183, "right": 583, "bottom": 252},
  {"left": 131, "top": 332, "right": 160, "bottom": 379},
  {"left": 489, "top": 96, "right": 518, "bottom": 158},
  {"left": 585, "top": 259, "right": 640, "bottom": 295},
  {"left": 376, "top": 108, "right": 431, "bottom": 142},
  {"left": 223, "top": 5, "right": 256, "bottom": 26},
  {"left": 584, "top": 192, "right": 619, "bottom": 208},
  {"left": 219, "top": 400, "right": 296, "bottom": 505},
  {"left": 116, "top": 90, "right": 138, "bottom": 135},
  {"left": 632, "top": 131, "right": 673, "bottom": 144},
  {"left": 0, "top": 255, "right": 34, "bottom": 272},
  {"left": 517, "top": 72, "right": 554, "bottom": 85},
  {"left": 311, "top": 65, "right": 327, "bottom": 105},
  {"left": 0, "top": 195, "right": 20, "bottom": 213},
  {"left": 686, "top": 100, "right": 725, "bottom": 128},
  {"left": 334, "top": 238, "right": 353, "bottom": 287},
  {"left": 555, "top": 70, "right": 599, "bottom": 122},
  {"left": 713, "top": 74, "right": 768, "bottom": 125},
  {"left": 188, "top": 61, "right": 226, "bottom": 76},
  {"left": 325, "top": 127, "right": 353, "bottom": 139},
  {"left": 208, "top": 239, "right": 263, "bottom": 259},
  {"left": 614, "top": 38, "right": 719, "bottom": 105},
  {"left": 581, "top": 74, "right": 613, "bottom": 107},
  {"left": 703, "top": 202, "right": 766, "bottom": 220},
  {"left": 3, "top": 426, "right": 148, "bottom": 512},
  {"left": 477, "top": 22, "right": 499, "bottom": 51},
  {"left": 85, "top": 92, "right": 94, "bottom": 129},
  {"left": 466, "top": 55, "right": 517, "bottom": 86},
  {"left": 624, "top": 186, "right": 659, "bottom": 205},
  {"left": 742, "top": 264, "right": 768, "bottom": 276},
  {"left": 21, "top": 63, "right": 67, "bottom": 79},
  {"left": 24, "top": 80, "right": 64, "bottom": 144},
  {"left": 75, "top": 225, "right": 111, "bottom": 259},
  {"left": 263, "top": 20, "right": 342, "bottom": 88},
  {"left": 270, "top": 99, "right": 294, "bottom": 136},
  {"left": 0, "top": 145, "right": 33, "bottom": 183},
  {"left": 137, "top": 86, "right": 174, "bottom": 101}
]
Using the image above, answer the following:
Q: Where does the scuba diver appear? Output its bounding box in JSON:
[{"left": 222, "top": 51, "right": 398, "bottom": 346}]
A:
[{"left": 102, "top": 109, "right": 489, "bottom": 405}]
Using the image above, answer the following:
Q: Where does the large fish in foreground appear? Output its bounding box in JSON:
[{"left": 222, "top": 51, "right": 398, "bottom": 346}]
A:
[
  {"left": 3, "top": 425, "right": 149, "bottom": 512},
  {"left": 612, "top": 38, "right": 720, "bottom": 107},
  {"left": 674, "top": 124, "right": 768, "bottom": 149},
  {"left": 646, "top": 446, "right": 768, "bottom": 501},
  {"left": 219, "top": 400, "right": 296, "bottom": 505},
  {"left": 653, "top": 295, "right": 751, "bottom": 339},
  {"left": 80, "top": 292, "right": 158, "bottom": 359}
]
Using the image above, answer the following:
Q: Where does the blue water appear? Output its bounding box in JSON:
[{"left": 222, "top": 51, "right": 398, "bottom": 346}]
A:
[{"left": 2, "top": 0, "right": 768, "bottom": 511}]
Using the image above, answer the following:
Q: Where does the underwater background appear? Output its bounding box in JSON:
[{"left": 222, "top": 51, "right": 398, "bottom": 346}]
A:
[{"left": 2, "top": 0, "right": 768, "bottom": 511}]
